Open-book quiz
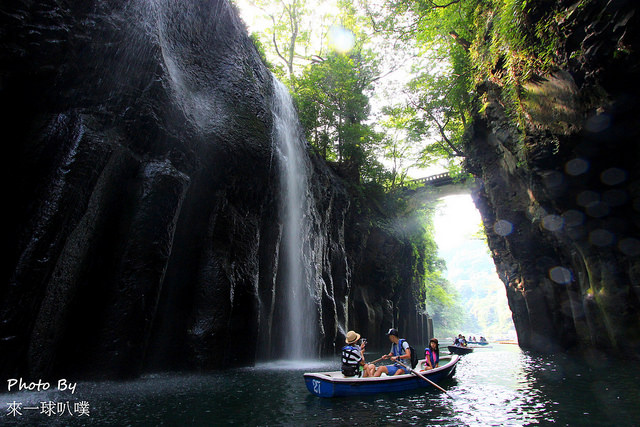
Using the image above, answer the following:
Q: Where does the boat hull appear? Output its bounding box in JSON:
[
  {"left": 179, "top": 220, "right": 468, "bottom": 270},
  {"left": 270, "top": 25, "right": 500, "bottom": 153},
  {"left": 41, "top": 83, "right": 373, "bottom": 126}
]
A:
[
  {"left": 448, "top": 345, "right": 473, "bottom": 355},
  {"left": 304, "top": 356, "right": 459, "bottom": 398}
]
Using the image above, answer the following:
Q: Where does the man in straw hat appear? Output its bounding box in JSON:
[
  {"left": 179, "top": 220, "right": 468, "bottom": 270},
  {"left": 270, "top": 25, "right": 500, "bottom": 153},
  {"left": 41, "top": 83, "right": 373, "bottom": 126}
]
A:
[{"left": 341, "top": 330, "right": 373, "bottom": 377}]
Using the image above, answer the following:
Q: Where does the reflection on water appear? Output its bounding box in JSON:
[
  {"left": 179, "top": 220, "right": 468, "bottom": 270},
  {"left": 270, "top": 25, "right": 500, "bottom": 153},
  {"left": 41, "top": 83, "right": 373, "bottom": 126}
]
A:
[
  {"left": 447, "top": 349, "right": 546, "bottom": 426},
  {"left": 254, "top": 360, "right": 334, "bottom": 371},
  {"left": 3, "top": 344, "right": 639, "bottom": 426}
]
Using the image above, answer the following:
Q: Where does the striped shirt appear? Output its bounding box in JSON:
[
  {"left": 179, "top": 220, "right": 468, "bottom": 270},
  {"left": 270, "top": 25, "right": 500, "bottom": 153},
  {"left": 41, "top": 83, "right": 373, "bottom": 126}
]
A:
[{"left": 341, "top": 345, "right": 363, "bottom": 366}]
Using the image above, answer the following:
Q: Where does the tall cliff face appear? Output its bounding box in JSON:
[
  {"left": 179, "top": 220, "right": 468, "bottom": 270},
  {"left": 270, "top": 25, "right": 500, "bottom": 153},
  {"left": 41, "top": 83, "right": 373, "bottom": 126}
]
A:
[
  {"left": 1, "top": 0, "right": 428, "bottom": 379},
  {"left": 466, "top": 0, "right": 640, "bottom": 356}
]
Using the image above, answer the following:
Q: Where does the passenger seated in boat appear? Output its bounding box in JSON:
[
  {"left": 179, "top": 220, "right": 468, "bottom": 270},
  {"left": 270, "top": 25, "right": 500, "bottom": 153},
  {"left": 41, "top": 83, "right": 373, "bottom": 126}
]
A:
[
  {"left": 374, "top": 328, "right": 411, "bottom": 377},
  {"left": 460, "top": 335, "right": 467, "bottom": 347},
  {"left": 423, "top": 338, "right": 439, "bottom": 370},
  {"left": 341, "top": 330, "right": 371, "bottom": 377},
  {"left": 454, "top": 334, "right": 464, "bottom": 346}
]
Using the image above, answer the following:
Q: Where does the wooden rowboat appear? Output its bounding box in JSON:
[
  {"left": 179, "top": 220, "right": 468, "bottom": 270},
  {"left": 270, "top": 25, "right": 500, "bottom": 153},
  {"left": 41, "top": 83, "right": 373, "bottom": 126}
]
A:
[
  {"left": 303, "top": 355, "right": 459, "bottom": 398},
  {"left": 448, "top": 345, "right": 474, "bottom": 355}
]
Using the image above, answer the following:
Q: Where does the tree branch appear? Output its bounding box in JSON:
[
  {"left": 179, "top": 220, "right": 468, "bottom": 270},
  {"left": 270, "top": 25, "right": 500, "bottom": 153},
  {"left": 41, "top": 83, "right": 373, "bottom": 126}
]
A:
[
  {"left": 449, "top": 30, "right": 471, "bottom": 51},
  {"left": 407, "top": 96, "right": 465, "bottom": 157},
  {"left": 427, "top": 0, "right": 461, "bottom": 8}
]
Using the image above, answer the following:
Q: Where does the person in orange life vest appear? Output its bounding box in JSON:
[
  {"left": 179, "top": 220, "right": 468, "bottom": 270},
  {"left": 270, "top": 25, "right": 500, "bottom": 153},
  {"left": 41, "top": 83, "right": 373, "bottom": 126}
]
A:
[
  {"left": 422, "top": 338, "right": 440, "bottom": 371},
  {"left": 374, "top": 328, "right": 411, "bottom": 377}
]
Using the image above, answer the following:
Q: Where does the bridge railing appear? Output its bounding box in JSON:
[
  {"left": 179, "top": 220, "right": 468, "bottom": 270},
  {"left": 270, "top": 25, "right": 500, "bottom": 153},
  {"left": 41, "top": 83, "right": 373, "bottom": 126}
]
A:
[
  {"left": 410, "top": 173, "right": 451, "bottom": 184},
  {"left": 404, "top": 172, "right": 456, "bottom": 188}
]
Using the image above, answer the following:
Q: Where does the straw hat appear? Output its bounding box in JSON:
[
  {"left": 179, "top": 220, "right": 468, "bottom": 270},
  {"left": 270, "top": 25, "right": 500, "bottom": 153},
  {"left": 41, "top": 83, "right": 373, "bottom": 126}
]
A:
[{"left": 345, "top": 330, "right": 361, "bottom": 344}]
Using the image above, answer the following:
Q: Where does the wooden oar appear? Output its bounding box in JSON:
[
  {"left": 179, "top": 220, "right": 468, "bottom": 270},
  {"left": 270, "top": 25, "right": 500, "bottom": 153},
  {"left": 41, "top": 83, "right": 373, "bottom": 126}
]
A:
[
  {"left": 396, "top": 360, "right": 454, "bottom": 398},
  {"left": 367, "top": 356, "right": 386, "bottom": 364}
]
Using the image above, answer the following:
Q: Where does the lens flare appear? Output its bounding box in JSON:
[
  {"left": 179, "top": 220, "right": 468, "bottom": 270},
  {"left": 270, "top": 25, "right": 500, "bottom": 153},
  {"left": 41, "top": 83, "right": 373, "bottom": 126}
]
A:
[
  {"left": 565, "top": 158, "right": 589, "bottom": 176},
  {"left": 589, "top": 229, "right": 615, "bottom": 247},
  {"left": 562, "top": 210, "right": 584, "bottom": 227},
  {"left": 549, "top": 266, "right": 572, "bottom": 284},
  {"left": 600, "top": 168, "right": 627, "bottom": 186},
  {"left": 618, "top": 238, "right": 640, "bottom": 256},
  {"left": 577, "top": 191, "right": 599, "bottom": 208},
  {"left": 584, "top": 113, "right": 611, "bottom": 133},
  {"left": 586, "top": 202, "right": 610, "bottom": 218},
  {"left": 494, "top": 220, "right": 513, "bottom": 236},
  {"left": 543, "top": 171, "right": 565, "bottom": 188},
  {"left": 542, "top": 215, "right": 563, "bottom": 232},
  {"left": 328, "top": 25, "right": 355, "bottom": 53}
]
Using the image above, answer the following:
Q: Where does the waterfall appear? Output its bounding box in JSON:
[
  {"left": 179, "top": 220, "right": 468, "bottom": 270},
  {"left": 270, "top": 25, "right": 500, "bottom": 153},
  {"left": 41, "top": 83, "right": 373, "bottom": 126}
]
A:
[{"left": 271, "top": 76, "right": 317, "bottom": 359}]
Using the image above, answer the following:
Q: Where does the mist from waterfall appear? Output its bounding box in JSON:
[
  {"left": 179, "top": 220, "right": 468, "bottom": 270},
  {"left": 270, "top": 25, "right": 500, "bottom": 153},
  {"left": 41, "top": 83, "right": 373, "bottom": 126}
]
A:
[
  {"left": 271, "top": 76, "right": 317, "bottom": 360},
  {"left": 149, "top": 0, "right": 321, "bottom": 360}
]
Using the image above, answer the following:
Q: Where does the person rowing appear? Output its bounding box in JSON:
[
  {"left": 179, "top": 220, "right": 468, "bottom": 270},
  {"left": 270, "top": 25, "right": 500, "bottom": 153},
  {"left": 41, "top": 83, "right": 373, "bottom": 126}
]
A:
[{"left": 374, "top": 328, "right": 412, "bottom": 377}]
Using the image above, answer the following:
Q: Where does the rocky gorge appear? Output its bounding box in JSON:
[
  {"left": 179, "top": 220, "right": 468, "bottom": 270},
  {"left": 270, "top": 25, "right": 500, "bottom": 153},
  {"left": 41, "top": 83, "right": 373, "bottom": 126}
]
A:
[
  {"left": 2, "top": 0, "right": 639, "bottom": 383},
  {"left": 1, "top": 0, "right": 429, "bottom": 380},
  {"left": 465, "top": 0, "right": 640, "bottom": 356}
]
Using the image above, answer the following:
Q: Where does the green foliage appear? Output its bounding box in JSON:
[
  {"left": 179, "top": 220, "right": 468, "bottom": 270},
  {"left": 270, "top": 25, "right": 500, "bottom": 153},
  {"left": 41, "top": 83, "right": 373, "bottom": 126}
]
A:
[
  {"left": 469, "top": 0, "right": 564, "bottom": 127},
  {"left": 294, "top": 49, "right": 385, "bottom": 181},
  {"left": 250, "top": 0, "right": 317, "bottom": 84},
  {"left": 409, "top": 207, "right": 466, "bottom": 337},
  {"left": 250, "top": 33, "right": 275, "bottom": 71},
  {"left": 360, "top": 0, "right": 567, "bottom": 159},
  {"left": 376, "top": 104, "right": 423, "bottom": 188},
  {"left": 382, "top": 200, "right": 465, "bottom": 336},
  {"left": 424, "top": 272, "right": 466, "bottom": 338},
  {"left": 242, "top": 0, "right": 547, "bottom": 338},
  {"left": 357, "top": 0, "right": 477, "bottom": 174},
  {"left": 247, "top": 0, "right": 571, "bottom": 178}
]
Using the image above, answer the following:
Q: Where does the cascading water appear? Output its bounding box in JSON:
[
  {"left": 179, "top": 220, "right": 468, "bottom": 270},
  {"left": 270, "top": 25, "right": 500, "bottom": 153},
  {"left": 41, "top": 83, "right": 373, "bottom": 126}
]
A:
[{"left": 271, "top": 76, "right": 317, "bottom": 359}]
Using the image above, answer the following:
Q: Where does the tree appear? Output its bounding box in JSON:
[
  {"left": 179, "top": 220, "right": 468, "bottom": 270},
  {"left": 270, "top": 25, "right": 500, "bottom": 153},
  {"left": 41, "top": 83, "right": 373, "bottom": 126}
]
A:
[
  {"left": 377, "top": 104, "right": 424, "bottom": 188},
  {"left": 249, "top": 0, "right": 334, "bottom": 86},
  {"left": 405, "top": 63, "right": 471, "bottom": 167},
  {"left": 294, "top": 48, "right": 383, "bottom": 181},
  {"left": 356, "top": 0, "right": 475, "bottom": 172},
  {"left": 245, "top": 0, "right": 398, "bottom": 183}
]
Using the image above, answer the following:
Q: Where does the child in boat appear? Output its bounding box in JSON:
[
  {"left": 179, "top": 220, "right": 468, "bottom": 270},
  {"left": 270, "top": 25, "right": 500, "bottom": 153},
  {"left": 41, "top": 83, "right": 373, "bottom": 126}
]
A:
[{"left": 422, "top": 338, "right": 439, "bottom": 370}]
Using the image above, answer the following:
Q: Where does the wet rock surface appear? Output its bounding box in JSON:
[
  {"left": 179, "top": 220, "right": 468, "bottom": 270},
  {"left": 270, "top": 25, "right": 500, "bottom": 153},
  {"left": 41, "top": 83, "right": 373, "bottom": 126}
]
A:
[
  {"left": 1, "top": 0, "right": 428, "bottom": 379},
  {"left": 466, "top": 0, "right": 640, "bottom": 356}
]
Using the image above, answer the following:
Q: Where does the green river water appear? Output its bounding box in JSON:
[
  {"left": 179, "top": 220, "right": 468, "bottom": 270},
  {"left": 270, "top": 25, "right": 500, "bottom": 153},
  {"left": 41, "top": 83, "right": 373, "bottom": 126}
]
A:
[{"left": 3, "top": 343, "right": 639, "bottom": 426}]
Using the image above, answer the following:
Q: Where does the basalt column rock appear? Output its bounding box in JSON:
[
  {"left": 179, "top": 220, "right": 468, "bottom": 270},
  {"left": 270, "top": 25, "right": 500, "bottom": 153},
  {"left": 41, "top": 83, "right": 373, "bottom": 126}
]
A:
[
  {"left": 1, "top": 0, "right": 276, "bottom": 379},
  {"left": 1, "top": 0, "right": 432, "bottom": 380},
  {"left": 465, "top": 0, "right": 640, "bottom": 356},
  {"left": 344, "top": 197, "right": 433, "bottom": 350}
]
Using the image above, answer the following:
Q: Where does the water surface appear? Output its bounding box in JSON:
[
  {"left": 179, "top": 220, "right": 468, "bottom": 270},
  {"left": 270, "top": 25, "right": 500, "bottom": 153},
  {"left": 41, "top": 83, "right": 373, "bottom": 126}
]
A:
[{"left": 4, "top": 344, "right": 639, "bottom": 425}]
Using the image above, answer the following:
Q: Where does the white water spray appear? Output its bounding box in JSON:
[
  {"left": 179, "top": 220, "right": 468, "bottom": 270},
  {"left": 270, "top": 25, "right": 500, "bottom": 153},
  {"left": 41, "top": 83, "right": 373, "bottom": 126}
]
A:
[{"left": 271, "top": 76, "right": 316, "bottom": 359}]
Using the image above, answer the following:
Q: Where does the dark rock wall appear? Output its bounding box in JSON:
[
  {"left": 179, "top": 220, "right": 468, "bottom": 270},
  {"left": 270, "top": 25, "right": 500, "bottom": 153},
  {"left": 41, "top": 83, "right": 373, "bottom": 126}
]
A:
[
  {"left": 346, "top": 210, "right": 432, "bottom": 350},
  {"left": 1, "top": 0, "right": 276, "bottom": 379},
  {"left": 466, "top": 0, "right": 640, "bottom": 356},
  {"left": 1, "top": 0, "right": 428, "bottom": 380}
]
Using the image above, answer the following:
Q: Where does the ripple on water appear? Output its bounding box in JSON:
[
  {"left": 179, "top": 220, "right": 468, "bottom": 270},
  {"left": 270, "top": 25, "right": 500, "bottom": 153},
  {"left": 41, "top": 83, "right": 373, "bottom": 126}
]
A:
[{"left": 3, "top": 347, "right": 640, "bottom": 426}]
